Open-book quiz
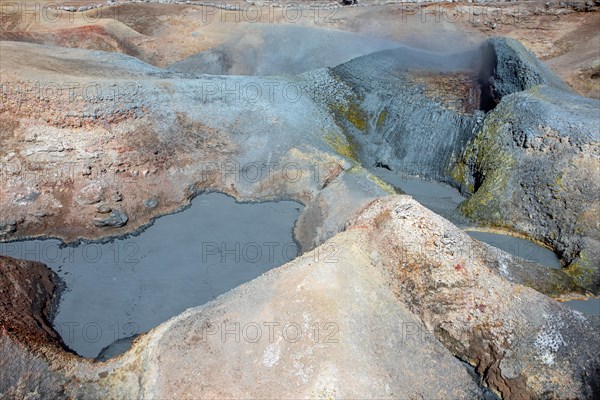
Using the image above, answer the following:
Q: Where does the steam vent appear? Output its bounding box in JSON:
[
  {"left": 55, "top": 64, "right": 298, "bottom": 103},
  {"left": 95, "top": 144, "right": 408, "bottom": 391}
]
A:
[{"left": 1, "top": 1, "right": 600, "bottom": 399}]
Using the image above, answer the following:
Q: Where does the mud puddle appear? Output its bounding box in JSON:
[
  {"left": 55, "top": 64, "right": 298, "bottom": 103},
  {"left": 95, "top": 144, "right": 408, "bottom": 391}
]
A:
[{"left": 0, "top": 192, "right": 302, "bottom": 358}]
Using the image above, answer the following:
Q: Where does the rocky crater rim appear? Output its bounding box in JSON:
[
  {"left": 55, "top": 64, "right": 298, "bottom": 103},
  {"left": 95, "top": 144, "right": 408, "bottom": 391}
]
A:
[{"left": 320, "top": 38, "right": 599, "bottom": 286}]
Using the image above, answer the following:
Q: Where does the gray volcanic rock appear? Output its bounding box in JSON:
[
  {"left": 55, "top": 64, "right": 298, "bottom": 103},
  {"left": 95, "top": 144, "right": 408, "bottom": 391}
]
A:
[
  {"left": 143, "top": 198, "right": 158, "bottom": 209},
  {"left": 312, "top": 38, "right": 599, "bottom": 292},
  {"left": 0, "top": 336, "right": 69, "bottom": 399},
  {"left": 95, "top": 335, "right": 138, "bottom": 362},
  {"left": 453, "top": 86, "right": 600, "bottom": 292},
  {"left": 93, "top": 210, "right": 129, "bottom": 228},
  {"left": 96, "top": 204, "right": 112, "bottom": 213},
  {"left": 0, "top": 220, "right": 17, "bottom": 236},
  {"left": 313, "top": 45, "right": 485, "bottom": 184},
  {"left": 480, "top": 37, "right": 573, "bottom": 103}
]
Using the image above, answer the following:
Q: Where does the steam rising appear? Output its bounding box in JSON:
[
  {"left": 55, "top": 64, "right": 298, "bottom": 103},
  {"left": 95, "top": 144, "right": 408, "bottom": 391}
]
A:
[{"left": 169, "top": 24, "right": 402, "bottom": 76}]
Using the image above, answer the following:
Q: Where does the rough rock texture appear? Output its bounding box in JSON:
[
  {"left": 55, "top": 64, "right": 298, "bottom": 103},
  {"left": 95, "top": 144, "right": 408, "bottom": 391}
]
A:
[
  {"left": 0, "top": 255, "right": 61, "bottom": 349},
  {"left": 294, "top": 164, "right": 395, "bottom": 251},
  {"left": 93, "top": 210, "right": 129, "bottom": 228},
  {"left": 348, "top": 196, "right": 600, "bottom": 399},
  {"left": 3, "top": 38, "right": 596, "bottom": 291},
  {"left": 127, "top": 227, "right": 482, "bottom": 399},
  {"left": 309, "top": 37, "right": 600, "bottom": 292},
  {"left": 309, "top": 46, "right": 485, "bottom": 183},
  {"left": 453, "top": 85, "right": 600, "bottom": 293},
  {"left": 0, "top": 40, "right": 375, "bottom": 247},
  {"left": 477, "top": 241, "right": 582, "bottom": 298},
  {"left": 1, "top": 0, "right": 597, "bottom": 100},
  {"left": 0, "top": 255, "right": 95, "bottom": 399},
  {"left": 480, "top": 37, "right": 573, "bottom": 104},
  {"left": 1, "top": 33, "right": 599, "bottom": 399}
]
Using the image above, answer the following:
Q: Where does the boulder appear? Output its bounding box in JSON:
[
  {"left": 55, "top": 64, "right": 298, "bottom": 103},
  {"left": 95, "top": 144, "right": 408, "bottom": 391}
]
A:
[
  {"left": 143, "top": 198, "right": 158, "bottom": 209},
  {"left": 0, "top": 220, "right": 16, "bottom": 236},
  {"left": 93, "top": 210, "right": 128, "bottom": 228}
]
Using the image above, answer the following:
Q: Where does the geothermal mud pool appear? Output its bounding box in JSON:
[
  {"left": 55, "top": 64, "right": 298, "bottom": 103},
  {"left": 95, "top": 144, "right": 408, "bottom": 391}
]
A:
[
  {"left": 564, "top": 298, "right": 600, "bottom": 316},
  {"left": 465, "top": 231, "right": 562, "bottom": 270},
  {"left": 0, "top": 193, "right": 302, "bottom": 358},
  {"left": 373, "top": 166, "right": 468, "bottom": 221},
  {"left": 373, "top": 167, "right": 598, "bottom": 316},
  {"left": 374, "top": 168, "right": 564, "bottom": 268}
]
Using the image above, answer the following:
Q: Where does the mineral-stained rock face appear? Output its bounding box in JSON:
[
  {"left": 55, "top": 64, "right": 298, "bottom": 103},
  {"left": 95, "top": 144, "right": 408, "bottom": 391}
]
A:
[
  {"left": 312, "top": 45, "right": 485, "bottom": 183},
  {"left": 347, "top": 196, "right": 600, "bottom": 399},
  {"left": 0, "top": 40, "right": 358, "bottom": 244},
  {"left": 458, "top": 40, "right": 600, "bottom": 293},
  {"left": 0, "top": 256, "right": 124, "bottom": 399},
  {"left": 0, "top": 256, "right": 83, "bottom": 398},
  {"left": 0, "top": 255, "right": 61, "bottom": 348},
  {"left": 313, "top": 37, "right": 600, "bottom": 292},
  {"left": 453, "top": 86, "right": 600, "bottom": 292}
]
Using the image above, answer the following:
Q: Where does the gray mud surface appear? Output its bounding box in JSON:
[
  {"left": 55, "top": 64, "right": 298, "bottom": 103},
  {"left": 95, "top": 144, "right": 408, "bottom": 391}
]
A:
[
  {"left": 466, "top": 231, "right": 561, "bottom": 269},
  {"left": 0, "top": 193, "right": 302, "bottom": 358}
]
